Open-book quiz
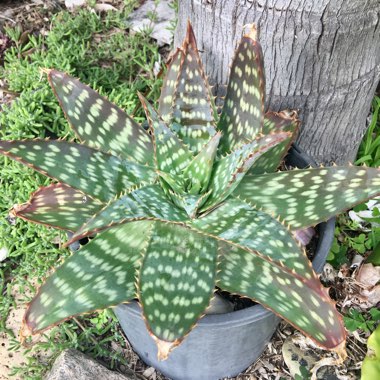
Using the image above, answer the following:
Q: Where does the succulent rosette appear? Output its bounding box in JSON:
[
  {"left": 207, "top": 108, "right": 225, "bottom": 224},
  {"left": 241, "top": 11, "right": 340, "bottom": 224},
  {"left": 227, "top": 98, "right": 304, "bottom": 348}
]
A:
[{"left": 2, "top": 23, "right": 380, "bottom": 359}]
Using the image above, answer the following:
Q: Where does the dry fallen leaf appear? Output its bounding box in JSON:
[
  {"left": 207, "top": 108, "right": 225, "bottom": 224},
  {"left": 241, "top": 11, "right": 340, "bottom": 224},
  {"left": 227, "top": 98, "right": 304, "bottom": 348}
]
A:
[{"left": 357, "top": 263, "right": 380, "bottom": 287}]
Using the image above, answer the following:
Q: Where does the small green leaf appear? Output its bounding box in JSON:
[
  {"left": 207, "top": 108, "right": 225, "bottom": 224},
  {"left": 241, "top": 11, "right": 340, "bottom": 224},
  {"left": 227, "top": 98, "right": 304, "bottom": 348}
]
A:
[
  {"left": 248, "top": 111, "right": 299, "bottom": 175},
  {"left": 0, "top": 139, "right": 157, "bottom": 202},
  {"left": 234, "top": 166, "right": 380, "bottom": 228},
  {"left": 23, "top": 221, "right": 152, "bottom": 335},
  {"left": 139, "top": 94, "right": 193, "bottom": 176},
  {"left": 139, "top": 222, "right": 217, "bottom": 344},
  {"left": 158, "top": 49, "right": 183, "bottom": 123},
  {"left": 46, "top": 70, "right": 153, "bottom": 165},
  {"left": 183, "top": 132, "right": 221, "bottom": 194},
  {"left": 201, "top": 132, "right": 291, "bottom": 211},
  {"left": 367, "top": 242, "right": 380, "bottom": 265},
  {"left": 13, "top": 183, "right": 103, "bottom": 231},
  {"left": 168, "top": 191, "right": 211, "bottom": 219},
  {"left": 218, "top": 25, "right": 265, "bottom": 154},
  {"left": 157, "top": 170, "right": 186, "bottom": 195}
]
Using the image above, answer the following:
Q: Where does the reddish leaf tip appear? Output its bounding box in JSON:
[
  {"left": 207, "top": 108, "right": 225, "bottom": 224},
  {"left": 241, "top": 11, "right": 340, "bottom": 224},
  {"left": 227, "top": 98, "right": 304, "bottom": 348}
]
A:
[
  {"left": 185, "top": 20, "right": 197, "bottom": 49},
  {"left": 40, "top": 67, "right": 52, "bottom": 76}
]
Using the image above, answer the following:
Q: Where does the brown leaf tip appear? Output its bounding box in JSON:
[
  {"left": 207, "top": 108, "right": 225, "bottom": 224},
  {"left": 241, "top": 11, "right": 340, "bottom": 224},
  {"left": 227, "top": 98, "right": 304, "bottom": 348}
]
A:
[
  {"left": 185, "top": 20, "right": 197, "bottom": 49},
  {"left": 155, "top": 337, "right": 178, "bottom": 361},
  {"left": 333, "top": 340, "right": 348, "bottom": 363},
  {"left": 243, "top": 23, "right": 258, "bottom": 41},
  {"left": 20, "top": 320, "right": 33, "bottom": 344},
  {"left": 40, "top": 68, "right": 52, "bottom": 76}
]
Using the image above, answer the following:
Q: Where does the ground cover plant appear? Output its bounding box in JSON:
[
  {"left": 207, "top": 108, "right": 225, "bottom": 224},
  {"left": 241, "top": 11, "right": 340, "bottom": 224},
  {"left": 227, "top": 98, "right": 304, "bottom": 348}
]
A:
[
  {"left": 2, "top": 16, "right": 380, "bottom": 370},
  {"left": 0, "top": 3, "right": 163, "bottom": 378}
]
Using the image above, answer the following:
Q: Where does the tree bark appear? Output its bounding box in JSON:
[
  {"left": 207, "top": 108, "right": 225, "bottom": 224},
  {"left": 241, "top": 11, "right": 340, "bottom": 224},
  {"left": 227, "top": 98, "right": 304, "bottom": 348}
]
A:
[{"left": 175, "top": 0, "right": 380, "bottom": 164}]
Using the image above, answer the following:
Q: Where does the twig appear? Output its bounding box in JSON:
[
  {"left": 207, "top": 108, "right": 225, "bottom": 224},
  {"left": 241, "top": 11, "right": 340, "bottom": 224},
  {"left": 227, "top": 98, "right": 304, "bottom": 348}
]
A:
[{"left": 72, "top": 317, "right": 99, "bottom": 346}]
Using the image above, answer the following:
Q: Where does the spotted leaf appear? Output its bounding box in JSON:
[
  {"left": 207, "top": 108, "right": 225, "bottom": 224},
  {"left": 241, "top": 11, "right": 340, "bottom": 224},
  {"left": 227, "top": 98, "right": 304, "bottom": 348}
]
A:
[
  {"left": 158, "top": 48, "right": 183, "bottom": 123},
  {"left": 67, "top": 185, "right": 188, "bottom": 244},
  {"left": 168, "top": 190, "right": 211, "bottom": 219},
  {"left": 183, "top": 132, "right": 221, "bottom": 195},
  {"left": 23, "top": 221, "right": 153, "bottom": 335},
  {"left": 12, "top": 183, "right": 103, "bottom": 231},
  {"left": 139, "top": 222, "right": 217, "bottom": 353},
  {"left": 171, "top": 22, "right": 217, "bottom": 153},
  {"left": 157, "top": 170, "right": 186, "bottom": 195},
  {"left": 46, "top": 70, "right": 153, "bottom": 165},
  {"left": 248, "top": 111, "right": 299, "bottom": 175},
  {"left": 0, "top": 139, "right": 157, "bottom": 202},
  {"left": 234, "top": 166, "right": 380, "bottom": 228},
  {"left": 192, "top": 198, "right": 315, "bottom": 278},
  {"left": 218, "top": 25, "right": 265, "bottom": 154},
  {"left": 139, "top": 94, "right": 193, "bottom": 177},
  {"left": 217, "top": 242, "right": 345, "bottom": 349},
  {"left": 201, "top": 132, "right": 291, "bottom": 212}
]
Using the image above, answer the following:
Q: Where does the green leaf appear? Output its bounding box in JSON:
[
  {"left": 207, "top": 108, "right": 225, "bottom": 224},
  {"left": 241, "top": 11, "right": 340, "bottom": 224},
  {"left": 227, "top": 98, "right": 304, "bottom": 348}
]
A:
[
  {"left": 158, "top": 48, "right": 182, "bottom": 123},
  {"left": 248, "top": 111, "right": 299, "bottom": 175},
  {"left": 12, "top": 183, "right": 103, "bottom": 231},
  {"left": 168, "top": 190, "right": 211, "bottom": 219},
  {"left": 0, "top": 139, "right": 157, "bottom": 202},
  {"left": 217, "top": 242, "right": 345, "bottom": 349},
  {"left": 139, "top": 222, "right": 217, "bottom": 351},
  {"left": 367, "top": 241, "right": 380, "bottom": 265},
  {"left": 183, "top": 132, "right": 221, "bottom": 195},
  {"left": 53, "top": 202, "right": 343, "bottom": 350},
  {"left": 171, "top": 22, "right": 217, "bottom": 153},
  {"left": 218, "top": 26, "right": 265, "bottom": 154},
  {"left": 139, "top": 94, "right": 193, "bottom": 176},
  {"left": 361, "top": 325, "right": 380, "bottom": 380},
  {"left": 192, "top": 198, "right": 314, "bottom": 278},
  {"left": 201, "top": 132, "right": 291, "bottom": 212},
  {"left": 23, "top": 221, "right": 152, "bottom": 335},
  {"left": 46, "top": 70, "right": 154, "bottom": 165},
  {"left": 234, "top": 166, "right": 380, "bottom": 228},
  {"left": 157, "top": 170, "right": 186, "bottom": 195},
  {"left": 67, "top": 184, "right": 188, "bottom": 243}
]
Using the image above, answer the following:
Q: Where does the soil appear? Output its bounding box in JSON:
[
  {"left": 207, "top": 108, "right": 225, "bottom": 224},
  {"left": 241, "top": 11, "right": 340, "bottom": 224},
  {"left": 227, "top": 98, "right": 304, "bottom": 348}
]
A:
[{"left": 0, "top": 305, "right": 26, "bottom": 380}]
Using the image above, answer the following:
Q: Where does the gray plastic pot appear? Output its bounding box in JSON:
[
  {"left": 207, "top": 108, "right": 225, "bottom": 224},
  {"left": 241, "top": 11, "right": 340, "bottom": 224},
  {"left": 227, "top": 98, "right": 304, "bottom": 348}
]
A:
[{"left": 114, "top": 144, "right": 335, "bottom": 380}]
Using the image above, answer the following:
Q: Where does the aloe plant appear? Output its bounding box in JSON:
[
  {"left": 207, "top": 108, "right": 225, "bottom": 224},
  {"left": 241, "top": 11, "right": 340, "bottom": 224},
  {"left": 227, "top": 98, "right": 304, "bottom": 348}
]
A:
[{"left": 2, "top": 22, "right": 380, "bottom": 360}]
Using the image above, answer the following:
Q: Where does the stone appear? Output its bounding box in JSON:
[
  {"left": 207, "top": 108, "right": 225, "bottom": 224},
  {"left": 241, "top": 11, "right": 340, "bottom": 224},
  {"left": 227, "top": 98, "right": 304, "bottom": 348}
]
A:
[
  {"left": 44, "top": 349, "right": 137, "bottom": 380},
  {"left": 65, "top": 0, "right": 87, "bottom": 10},
  {"left": 128, "top": 0, "right": 175, "bottom": 46}
]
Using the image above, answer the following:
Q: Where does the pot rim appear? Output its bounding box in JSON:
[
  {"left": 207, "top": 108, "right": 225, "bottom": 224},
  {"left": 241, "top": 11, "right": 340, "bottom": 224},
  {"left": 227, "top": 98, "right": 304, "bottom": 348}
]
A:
[{"left": 119, "top": 300, "right": 274, "bottom": 329}]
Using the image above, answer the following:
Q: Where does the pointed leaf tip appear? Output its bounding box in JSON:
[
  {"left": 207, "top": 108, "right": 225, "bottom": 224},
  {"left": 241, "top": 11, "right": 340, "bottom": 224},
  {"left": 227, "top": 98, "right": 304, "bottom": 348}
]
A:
[
  {"left": 243, "top": 23, "right": 258, "bottom": 40},
  {"left": 155, "top": 337, "right": 179, "bottom": 361},
  {"left": 185, "top": 20, "right": 197, "bottom": 49}
]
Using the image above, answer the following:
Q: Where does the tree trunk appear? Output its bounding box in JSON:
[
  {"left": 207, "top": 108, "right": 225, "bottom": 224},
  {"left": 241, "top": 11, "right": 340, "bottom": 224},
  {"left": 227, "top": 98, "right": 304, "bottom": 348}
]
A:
[{"left": 175, "top": 0, "right": 380, "bottom": 165}]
